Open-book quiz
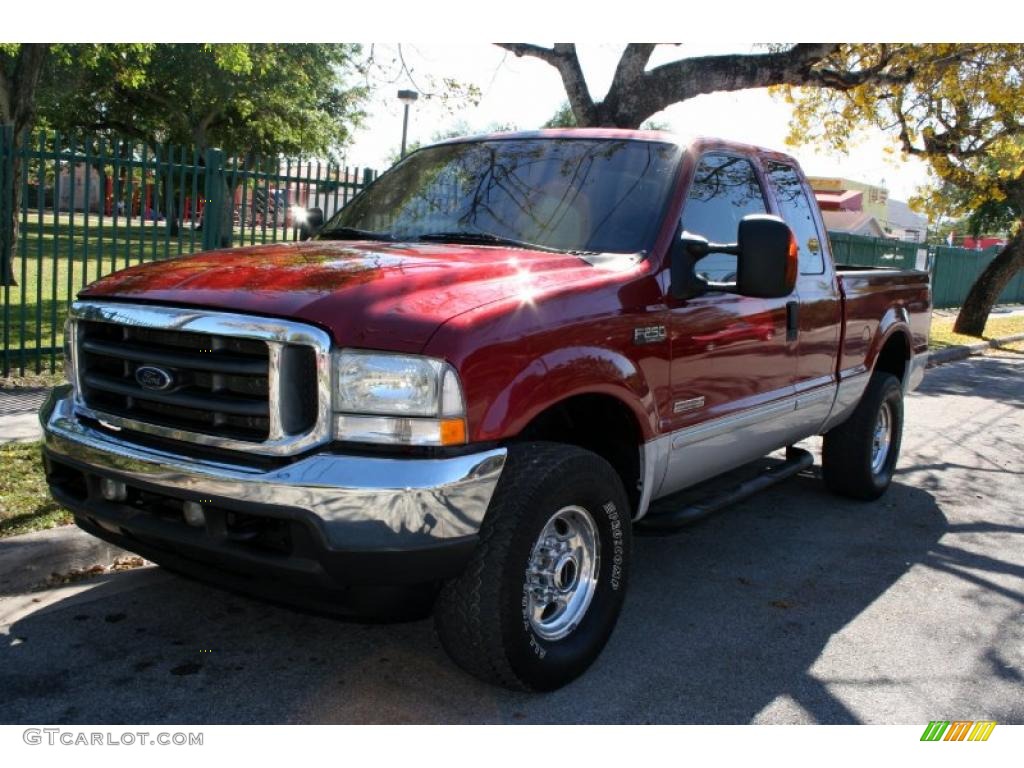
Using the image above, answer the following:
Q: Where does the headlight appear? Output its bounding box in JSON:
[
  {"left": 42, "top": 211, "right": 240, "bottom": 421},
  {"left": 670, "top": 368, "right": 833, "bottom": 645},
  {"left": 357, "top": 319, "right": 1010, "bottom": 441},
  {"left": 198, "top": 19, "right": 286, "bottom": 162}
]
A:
[{"left": 332, "top": 350, "right": 467, "bottom": 446}]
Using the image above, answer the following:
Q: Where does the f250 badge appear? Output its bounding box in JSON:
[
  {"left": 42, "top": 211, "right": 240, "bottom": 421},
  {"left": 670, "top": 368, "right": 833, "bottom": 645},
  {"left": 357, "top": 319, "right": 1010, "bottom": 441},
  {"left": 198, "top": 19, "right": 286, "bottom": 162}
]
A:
[{"left": 633, "top": 325, "right": 667, "bottom": 345}]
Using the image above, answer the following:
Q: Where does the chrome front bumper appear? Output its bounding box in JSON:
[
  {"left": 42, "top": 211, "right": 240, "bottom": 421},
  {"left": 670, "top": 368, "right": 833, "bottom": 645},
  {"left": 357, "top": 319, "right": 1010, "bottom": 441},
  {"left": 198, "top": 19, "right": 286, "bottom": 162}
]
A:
[{"left": 41, "top": 385, "right": 506, "bottom": 551}]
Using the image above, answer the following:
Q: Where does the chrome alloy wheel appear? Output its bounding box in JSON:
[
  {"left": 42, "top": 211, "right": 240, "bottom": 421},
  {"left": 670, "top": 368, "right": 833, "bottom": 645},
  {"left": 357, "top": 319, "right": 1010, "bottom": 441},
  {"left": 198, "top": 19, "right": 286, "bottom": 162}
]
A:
[
  {"left": 525, "top": 505, "right": 600, "bottom": 641},
  {"left": 871, "top": 401, "right": 893, "bottom": 474}
]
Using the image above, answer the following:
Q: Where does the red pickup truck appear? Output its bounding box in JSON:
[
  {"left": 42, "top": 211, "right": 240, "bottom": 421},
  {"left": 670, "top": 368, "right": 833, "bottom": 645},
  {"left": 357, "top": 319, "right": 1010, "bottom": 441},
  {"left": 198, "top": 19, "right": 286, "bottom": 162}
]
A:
[{"left": 41, "top": 129, "right": 931, "bottom": 691}]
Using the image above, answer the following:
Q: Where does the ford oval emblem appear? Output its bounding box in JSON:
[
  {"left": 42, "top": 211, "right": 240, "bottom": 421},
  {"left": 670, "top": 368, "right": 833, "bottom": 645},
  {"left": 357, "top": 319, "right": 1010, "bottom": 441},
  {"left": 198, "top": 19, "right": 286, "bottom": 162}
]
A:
[{"left": 135, "top": 365, "right": 175, "bottom": 392}]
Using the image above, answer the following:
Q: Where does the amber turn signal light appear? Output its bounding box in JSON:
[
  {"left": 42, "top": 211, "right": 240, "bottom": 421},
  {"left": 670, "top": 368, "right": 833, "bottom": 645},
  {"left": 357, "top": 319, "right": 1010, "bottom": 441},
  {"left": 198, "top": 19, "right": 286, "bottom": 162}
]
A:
[{"left": 439, "top": 417, "right": 468, "bottom": 446}]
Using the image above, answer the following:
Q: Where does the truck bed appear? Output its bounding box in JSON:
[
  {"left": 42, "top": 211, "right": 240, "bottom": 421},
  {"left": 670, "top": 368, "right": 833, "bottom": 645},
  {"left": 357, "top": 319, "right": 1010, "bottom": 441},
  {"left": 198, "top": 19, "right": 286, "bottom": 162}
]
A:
[{"left": 836, "top": 268, "right": 932, "bottom": 374}]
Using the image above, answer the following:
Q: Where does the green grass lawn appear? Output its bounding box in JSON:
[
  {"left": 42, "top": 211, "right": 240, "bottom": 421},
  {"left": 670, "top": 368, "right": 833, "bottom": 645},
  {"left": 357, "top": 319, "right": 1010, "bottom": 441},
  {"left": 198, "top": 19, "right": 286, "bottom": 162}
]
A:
[
  {"left": 1, "top": 211, "right": 299, "bottom": 377},
  {"left": 1, "top": 213, "right": 206, "bottom": 372},
  {"left": 928, "top": 312, "right": 1024, "bottom": 351},
  {"left": 0, "top": 441, "right": 71, "bottom": 538}
]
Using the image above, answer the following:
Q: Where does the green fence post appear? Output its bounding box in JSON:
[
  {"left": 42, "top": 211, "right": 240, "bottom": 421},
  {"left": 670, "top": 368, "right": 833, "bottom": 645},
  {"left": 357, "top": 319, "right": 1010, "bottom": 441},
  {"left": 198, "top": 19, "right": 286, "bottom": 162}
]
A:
[
  {"left": 202, "top": 147, "right": 225, "bottom": 252},
  {"left": 1, "top": 124, "right": 13, "bottom": 375}
]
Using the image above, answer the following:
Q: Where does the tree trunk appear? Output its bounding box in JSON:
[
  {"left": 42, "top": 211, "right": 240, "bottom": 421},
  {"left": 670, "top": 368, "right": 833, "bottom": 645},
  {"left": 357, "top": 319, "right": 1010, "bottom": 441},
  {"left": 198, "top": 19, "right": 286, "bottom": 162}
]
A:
[
  {"left": 953, "top": 225, "right": 1024, "bottom": 336},
  {"left": 1, "top": 138, "right": 22, "bottom": 286},
  {"left": 1, "top": 44, "right": 49, "bottom": 286}
]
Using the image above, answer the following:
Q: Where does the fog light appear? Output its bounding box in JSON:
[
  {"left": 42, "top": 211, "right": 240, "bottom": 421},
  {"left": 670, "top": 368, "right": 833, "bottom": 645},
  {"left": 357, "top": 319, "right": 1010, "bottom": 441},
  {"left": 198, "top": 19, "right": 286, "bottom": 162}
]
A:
[
  {"left": 100, "top": 478, "right": 127, "bottom": 501},
  {"left": 183, "top": 501, "right": 206, "bottom": 527}
]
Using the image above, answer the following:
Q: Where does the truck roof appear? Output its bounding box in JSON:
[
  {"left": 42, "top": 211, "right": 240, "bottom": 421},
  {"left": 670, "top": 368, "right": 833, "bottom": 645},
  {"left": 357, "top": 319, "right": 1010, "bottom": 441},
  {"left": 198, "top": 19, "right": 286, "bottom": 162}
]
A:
[
  {"left": 430, "top": 127, "right": 799, "bottom": 166},
  {"left": 433, "top": 127, "right": 684, "bottom": 146}
]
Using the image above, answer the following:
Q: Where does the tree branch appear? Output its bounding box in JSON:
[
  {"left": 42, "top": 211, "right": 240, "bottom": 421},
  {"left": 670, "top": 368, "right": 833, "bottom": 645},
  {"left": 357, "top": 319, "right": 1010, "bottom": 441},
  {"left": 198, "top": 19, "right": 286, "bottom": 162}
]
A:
[
  {"left": 497, "top": 43, "right": 598, "bottom": 125},
  {"left": 499, "top": 42, "right": 847, "bottom": 127},
  {"left": 609, "top": 43, "right": 656, "bottom": 96},
  {"left": 642, "top": 44, "right": 840, "bottom": 112}
]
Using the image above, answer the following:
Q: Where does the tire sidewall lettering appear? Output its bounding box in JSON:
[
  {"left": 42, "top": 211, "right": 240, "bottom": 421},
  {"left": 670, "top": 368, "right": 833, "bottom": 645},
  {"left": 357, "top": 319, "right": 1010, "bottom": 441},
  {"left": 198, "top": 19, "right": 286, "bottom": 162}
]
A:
[{"left": 604, "top": 500, "right": 624, "bottom": 591}]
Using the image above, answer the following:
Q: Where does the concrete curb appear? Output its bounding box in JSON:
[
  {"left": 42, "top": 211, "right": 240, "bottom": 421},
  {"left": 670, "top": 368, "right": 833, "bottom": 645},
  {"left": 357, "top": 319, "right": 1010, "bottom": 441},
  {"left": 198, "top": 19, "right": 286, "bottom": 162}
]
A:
[
  {"left": 0, "top": 387, "right": 48, "bottom": 443},
  {"left": 928, "top": 332, "right": 1024, "bottom": 367},
  {"left": 0, "top": 525, "right": 128, "bottom": 596},
  {"left": 0, "top": 412, "right": 42, "bottom": 443}
]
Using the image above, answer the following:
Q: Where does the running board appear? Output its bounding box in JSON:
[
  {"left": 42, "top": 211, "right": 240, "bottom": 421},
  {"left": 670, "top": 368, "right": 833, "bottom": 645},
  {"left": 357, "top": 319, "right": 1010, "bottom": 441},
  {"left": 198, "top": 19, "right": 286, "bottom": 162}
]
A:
[{"left": 636, "top": 446, "right": 814, "bottom": 534}]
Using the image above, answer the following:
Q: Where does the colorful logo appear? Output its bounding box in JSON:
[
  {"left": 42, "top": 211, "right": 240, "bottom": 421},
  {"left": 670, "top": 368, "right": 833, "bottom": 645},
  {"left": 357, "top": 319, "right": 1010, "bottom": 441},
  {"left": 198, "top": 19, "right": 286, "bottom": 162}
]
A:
[{"left": 920, "top": 721, "right": 997, "bottom": 741}]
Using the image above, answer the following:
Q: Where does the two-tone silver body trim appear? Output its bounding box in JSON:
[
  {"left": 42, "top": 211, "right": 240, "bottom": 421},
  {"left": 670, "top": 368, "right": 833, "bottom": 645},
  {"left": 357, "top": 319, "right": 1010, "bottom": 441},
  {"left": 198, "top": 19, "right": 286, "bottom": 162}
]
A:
[
  {"left": 635, "top": 349, "right": 931, "bottom": 519},
  {"left": 69, "top": 301, "right": 333, "bottom": 457},
  {"left": 669, "top": 396, "right": 798, "bottom": 451},
  {"left": 819, "top": 367, "right": 869, "bottom": 433},
  {"left": 906, "top": 351, "right": 928, "bottom": 393},
  {"left": 42, "top": 387, "right": 506, "bottom": 548},
  {"left": 635, "top": 383, "right": 838, "bottom": 520}
]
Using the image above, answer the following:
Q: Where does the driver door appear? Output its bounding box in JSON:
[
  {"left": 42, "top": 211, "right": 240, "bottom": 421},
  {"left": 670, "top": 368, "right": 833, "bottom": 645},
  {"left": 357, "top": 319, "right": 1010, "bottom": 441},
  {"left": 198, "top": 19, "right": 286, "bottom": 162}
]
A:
[{"left": 661, "top": 151, "right": 798, "bottom": 497}]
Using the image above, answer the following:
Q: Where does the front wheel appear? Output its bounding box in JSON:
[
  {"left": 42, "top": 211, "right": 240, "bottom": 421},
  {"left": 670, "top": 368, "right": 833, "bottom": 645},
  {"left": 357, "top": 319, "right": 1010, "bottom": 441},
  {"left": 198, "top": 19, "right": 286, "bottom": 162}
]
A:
[
  {"left": 434, "top": 442, "right": 632, "bottom": 691},
  {"left": 822, "top": 371, "right": 904, "bottom": 500}
]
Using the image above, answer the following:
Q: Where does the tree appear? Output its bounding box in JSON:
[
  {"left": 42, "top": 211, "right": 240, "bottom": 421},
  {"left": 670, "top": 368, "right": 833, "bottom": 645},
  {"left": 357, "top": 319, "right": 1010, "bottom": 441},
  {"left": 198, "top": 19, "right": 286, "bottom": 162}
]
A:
[
  {"left": 38, "top": 44, "right": 368, "bottom": 245},
  {"left": 1, "top": 44, "right": 150, "bottom": 284},
  {"left": 543, "top": 100, "right": 669, "bottom": 130},
  {"left": 543, "top": 101, "right": 577, "bottom": 129},
  {"left": 496, "top": 43, "right": 933, "bottom": 130},
  {"left": 1, "top": 44, "right": 48, "bottom": 284},
  {"left": 41, "top": 44, "right": 367, "bottom": 158},
  {"left": 779, "top": 44, "right": 1024, "bottom": 336}
]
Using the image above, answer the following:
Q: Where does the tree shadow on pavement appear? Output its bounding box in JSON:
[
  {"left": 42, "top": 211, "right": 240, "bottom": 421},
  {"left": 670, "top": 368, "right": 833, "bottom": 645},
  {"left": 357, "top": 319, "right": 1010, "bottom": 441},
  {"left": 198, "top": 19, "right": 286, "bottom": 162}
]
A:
[
  {"left": 919, "top": 356, "right": 1024, "bottom": 407},
  {"left": 0, "top": 471, "right": 950, "bottom": 725}
]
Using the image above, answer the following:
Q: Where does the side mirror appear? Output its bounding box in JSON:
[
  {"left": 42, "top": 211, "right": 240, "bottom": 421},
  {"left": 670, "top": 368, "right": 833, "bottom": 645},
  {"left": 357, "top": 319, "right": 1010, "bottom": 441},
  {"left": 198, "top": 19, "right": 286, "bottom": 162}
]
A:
[
  {"left": 670, "top": 215, "right": 797, "bottom": 301},
  {"left": 299, "top": 207, "right": 324, "bottom": 241},
  {"left": 735, "top": 215, "right": 797, "bottom": 299},
  {"left": 670, "top": 232, "right": 712, "bottom": 300}
]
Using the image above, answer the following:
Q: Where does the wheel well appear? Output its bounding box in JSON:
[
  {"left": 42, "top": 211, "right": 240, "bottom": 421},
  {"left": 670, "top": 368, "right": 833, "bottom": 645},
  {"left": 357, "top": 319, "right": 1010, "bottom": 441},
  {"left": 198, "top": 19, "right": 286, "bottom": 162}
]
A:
[
  {"left": 516, "top": 394, "right": 643, "bottom": 514},
  {"left": 875, "top": 332, "right": 909, "bottom": 383}
]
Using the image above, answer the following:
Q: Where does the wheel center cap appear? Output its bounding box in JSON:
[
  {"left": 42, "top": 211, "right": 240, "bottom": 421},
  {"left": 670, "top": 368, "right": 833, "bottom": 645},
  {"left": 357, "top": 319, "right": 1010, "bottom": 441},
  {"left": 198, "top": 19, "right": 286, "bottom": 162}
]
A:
[{"left": 554, "top": 553, "right": 578, "bottom": 592}]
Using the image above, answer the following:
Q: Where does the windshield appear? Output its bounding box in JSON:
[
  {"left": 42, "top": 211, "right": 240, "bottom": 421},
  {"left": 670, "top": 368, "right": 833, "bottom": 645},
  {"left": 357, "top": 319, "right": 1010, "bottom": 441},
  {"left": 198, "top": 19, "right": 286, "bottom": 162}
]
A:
[{"left": 319, "top": 138, "right": 680, "bottom": 254}]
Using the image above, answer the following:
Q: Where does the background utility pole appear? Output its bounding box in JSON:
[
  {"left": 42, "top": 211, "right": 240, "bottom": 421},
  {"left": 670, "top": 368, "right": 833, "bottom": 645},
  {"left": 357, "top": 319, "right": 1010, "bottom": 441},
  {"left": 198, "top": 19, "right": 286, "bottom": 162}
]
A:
[{"left": 398, "top": 89, "right": 418, "bottom": 159}]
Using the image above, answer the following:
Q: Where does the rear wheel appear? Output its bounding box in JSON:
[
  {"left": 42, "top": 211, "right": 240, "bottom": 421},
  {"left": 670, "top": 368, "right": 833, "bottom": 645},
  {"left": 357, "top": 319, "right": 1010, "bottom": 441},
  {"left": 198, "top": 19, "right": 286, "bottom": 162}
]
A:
[
  {"left": 822, "top": 372, "right": 904, "bottom": 500},
  {"left": 434, "top": 442, "right": 632, "bottom": 691}
]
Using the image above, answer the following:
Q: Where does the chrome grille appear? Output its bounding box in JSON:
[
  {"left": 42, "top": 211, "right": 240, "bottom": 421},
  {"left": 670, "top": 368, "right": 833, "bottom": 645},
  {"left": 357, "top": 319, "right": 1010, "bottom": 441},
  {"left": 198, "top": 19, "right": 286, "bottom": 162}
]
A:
[{"left": 69, "top": 301, "right": 333, "bottom": 456}]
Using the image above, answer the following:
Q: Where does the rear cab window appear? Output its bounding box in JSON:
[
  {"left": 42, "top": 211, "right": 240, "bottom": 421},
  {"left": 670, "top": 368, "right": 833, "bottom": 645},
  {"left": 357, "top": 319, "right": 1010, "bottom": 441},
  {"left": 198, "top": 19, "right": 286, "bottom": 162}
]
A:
[{"left": 764, "top": 160, "right": 825, "bottom": 275}]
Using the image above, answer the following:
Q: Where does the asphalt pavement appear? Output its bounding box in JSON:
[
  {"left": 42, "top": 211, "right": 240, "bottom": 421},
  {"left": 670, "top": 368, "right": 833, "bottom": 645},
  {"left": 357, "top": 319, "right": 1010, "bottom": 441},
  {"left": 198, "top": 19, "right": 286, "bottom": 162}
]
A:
[{"left": 1, "top": 351, "right": 1021, "bottom": 724}]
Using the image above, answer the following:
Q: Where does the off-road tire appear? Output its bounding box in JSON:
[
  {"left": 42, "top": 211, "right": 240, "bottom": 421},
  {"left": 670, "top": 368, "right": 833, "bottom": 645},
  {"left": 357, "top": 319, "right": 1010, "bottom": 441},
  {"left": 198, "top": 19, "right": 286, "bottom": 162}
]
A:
[
  {"left": 434, "top": 442, "right": 632, "bottom": 691},
  {"left": 822, "top": 372, "right": 904, "bottom": 500}
]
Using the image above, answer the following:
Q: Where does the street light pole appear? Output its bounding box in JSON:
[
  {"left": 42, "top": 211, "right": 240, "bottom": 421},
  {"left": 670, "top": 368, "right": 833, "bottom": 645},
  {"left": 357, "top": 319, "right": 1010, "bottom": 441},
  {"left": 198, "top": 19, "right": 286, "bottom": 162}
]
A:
[{"left": 397, "top": 89, "right": 419, "bottom": 159}]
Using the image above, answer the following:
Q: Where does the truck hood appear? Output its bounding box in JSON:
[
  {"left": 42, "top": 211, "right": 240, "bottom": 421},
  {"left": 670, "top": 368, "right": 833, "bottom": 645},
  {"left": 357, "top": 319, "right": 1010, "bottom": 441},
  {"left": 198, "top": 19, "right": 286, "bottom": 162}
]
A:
[{"left": 79, "top": 240, "right": 602, "bottom": 352}]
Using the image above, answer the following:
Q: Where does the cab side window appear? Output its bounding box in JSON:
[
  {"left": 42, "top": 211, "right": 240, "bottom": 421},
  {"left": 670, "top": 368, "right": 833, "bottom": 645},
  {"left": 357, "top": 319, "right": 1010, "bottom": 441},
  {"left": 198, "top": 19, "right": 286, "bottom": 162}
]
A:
[
  {"left": 765, "top": 161, "right": 825, "bottom": 275},
  {"left": 681, "top": 154, "right": 768, "bottom": 283}
]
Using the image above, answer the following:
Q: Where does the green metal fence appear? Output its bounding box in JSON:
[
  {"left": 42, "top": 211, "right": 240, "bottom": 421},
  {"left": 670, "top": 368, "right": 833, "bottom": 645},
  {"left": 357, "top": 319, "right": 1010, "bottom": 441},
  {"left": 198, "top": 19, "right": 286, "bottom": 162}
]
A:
[
  {"left": 828, "top": 231, "right": 921, "bottom": 271},
  {"left": 828, "top": 231, "right": 1023, "bottom": 309},
  {"left": 3, "top": 125, "right": 1023, "bottom": 376},
  {"left": 0, "top": 128, "right": 377, "bottom": 376},
  {"left": 929, "top": 244, "right": 1024, "bottom": 309}
]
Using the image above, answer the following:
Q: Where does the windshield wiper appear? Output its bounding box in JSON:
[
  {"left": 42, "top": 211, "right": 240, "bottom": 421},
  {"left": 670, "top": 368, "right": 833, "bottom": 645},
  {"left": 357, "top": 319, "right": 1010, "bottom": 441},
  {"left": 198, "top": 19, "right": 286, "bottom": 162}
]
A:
[
  {"left": 317, "top": 226, "right": 396, "bottom": 242},
  {"left": 416, "top": 231, "right": 572, "bottom": 254}
]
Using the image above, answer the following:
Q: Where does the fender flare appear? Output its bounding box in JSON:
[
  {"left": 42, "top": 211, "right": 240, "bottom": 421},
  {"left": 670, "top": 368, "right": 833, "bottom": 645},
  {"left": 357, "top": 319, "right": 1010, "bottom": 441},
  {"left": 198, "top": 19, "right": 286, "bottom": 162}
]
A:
[
  {"left": 867, "top": 306, "right": 912, "bottom": 373},
  {"left": 476, "top": 345, "right": 658, "bottom": 442}
]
